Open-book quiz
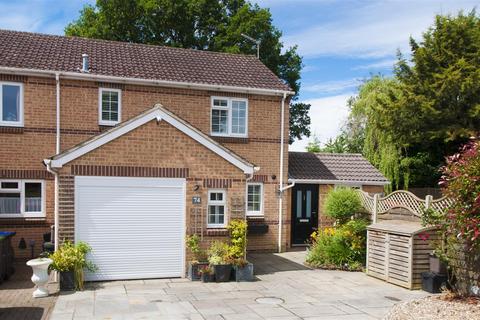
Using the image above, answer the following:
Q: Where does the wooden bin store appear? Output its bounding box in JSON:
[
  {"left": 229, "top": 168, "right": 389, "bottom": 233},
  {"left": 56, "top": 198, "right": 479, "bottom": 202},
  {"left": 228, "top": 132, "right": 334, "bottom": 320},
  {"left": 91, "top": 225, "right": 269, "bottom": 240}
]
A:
[{"left": 366, "top": 221, "right": 439, "bottom": 289}]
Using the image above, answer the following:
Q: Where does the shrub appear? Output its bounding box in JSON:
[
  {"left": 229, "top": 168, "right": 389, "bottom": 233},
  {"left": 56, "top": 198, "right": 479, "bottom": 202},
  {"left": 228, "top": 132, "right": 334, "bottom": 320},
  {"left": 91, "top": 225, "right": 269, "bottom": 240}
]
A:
[
  {"left": 207, "top": 241, "right": 231, "bottom": 265},
  {"left": 306, "top": 219, "right": 368, "bottom": 270},
  {"left": 324, "top": 187, "right": 362, "bottom": 224},
  {"left": 186, "top": 234, "right": 207, "bottom": 263},
  {"left": 423, "top": 139, "right": 480, "bottom": 296},
  {"left": 49, "top": 241, "right": 96, "bottom": 290},
  {"left": 227, "top": 219, "right": 247, "bottom": 260}
]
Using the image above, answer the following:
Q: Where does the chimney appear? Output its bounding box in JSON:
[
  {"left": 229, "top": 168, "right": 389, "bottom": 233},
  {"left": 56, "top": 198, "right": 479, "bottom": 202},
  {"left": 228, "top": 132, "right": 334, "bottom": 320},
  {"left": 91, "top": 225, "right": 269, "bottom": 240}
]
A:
[{"left": 81, "top": 54, "right": 89, "bottom": 73}]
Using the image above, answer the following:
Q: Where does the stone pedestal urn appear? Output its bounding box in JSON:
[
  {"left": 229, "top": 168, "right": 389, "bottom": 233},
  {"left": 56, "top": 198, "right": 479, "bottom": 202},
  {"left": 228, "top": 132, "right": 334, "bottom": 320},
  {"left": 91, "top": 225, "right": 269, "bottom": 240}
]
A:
[{"left": 26, "top": 258, "right": 53, "bottom": 298}]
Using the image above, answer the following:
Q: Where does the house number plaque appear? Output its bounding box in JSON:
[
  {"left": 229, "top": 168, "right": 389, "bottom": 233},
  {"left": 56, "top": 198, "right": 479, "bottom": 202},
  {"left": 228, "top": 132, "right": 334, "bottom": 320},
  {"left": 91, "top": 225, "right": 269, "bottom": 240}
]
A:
[{"left": 192, "top": 196, "right": 201, "bottom": 204}]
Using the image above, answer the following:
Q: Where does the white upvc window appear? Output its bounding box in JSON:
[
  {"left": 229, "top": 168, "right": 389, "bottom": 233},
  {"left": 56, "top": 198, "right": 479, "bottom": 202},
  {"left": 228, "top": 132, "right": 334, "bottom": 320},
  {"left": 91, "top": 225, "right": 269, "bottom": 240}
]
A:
[
  {"left": 0, "top": 180, "right": 45, "bottom": 218},
  {"left": 0, "top": 82, "right": 24, "bottom": 127},
  {"left": 99, "top": 88, "right": 122, "bottom": 126},
  {"left": 211, "top": 97, "right": 248, "bottom": 137},
  {"left": 207, "top": 189, "right": 227, "bottom": 228},
  {"left": 246, "top": 183, "right": 263, "bottom": 216}
]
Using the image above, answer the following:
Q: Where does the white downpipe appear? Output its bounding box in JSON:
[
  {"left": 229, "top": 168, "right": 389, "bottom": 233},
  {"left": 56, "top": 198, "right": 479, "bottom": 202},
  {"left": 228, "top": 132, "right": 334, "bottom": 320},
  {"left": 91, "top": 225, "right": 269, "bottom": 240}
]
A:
[
  {"left": 53, "top": 73, "right": 60, "bottom": 252},
  {"left": 278, "top": 92, "right": 287, "bottom": 253}
]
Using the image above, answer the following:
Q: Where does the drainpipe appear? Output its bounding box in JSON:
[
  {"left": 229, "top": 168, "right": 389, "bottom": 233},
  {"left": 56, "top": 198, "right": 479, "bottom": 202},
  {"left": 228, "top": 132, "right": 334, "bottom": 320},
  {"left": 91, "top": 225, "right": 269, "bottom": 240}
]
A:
[
  {"left": 52, "top": 73, "right": 60, "bottom": 252},
  {"left": 244, "top": 172, "right": 255, "bottom": 260},
  {"left": 277, "top": 92, "right": 287, "bottom": 253}
]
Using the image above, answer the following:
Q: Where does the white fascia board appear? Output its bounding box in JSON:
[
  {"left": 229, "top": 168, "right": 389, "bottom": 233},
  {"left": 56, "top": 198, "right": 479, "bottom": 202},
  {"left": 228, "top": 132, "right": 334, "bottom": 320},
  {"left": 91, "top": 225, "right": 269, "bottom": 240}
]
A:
[
  {"left": 0, "top": 66, "right": 294, "bottom": 97},
  {"left": 48, "top": 106, "right": 255, "bottom": 174},
  {"left": 288, "top": 178, "right": 390, "bottom": 186}
]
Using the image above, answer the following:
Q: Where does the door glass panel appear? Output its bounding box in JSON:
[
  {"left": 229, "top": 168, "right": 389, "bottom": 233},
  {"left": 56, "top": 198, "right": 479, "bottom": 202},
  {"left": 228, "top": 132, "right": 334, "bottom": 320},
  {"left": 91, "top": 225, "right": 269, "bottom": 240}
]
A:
[
  {"left": 306, "top": 190, "right": 312, "bottom": 218},
  {"left": 296, "top": 190, "right": 302, "bottom": 218}
]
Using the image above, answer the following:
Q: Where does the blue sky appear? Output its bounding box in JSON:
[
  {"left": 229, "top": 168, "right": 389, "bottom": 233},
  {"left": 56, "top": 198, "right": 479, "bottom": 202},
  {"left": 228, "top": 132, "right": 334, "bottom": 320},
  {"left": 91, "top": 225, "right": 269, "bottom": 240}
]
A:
[{"left": 0, "top": 0, "right": 477, "bottom": 151}]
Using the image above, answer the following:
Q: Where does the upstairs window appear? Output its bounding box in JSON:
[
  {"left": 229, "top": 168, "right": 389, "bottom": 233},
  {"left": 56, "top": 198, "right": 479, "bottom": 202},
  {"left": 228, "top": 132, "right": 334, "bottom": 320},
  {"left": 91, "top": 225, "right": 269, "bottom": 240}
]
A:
[
  {"left": 211, "top": 97, "right": 248, "bottom": 137},
  {"left": 0, "top": 180, "right": 44, "bottom": 218},
  {"left": 0, "top": 82, "right": 23, "bottom": 127},
  {"left": 99, "top": 88, "right": 121, "bottom": 126}
]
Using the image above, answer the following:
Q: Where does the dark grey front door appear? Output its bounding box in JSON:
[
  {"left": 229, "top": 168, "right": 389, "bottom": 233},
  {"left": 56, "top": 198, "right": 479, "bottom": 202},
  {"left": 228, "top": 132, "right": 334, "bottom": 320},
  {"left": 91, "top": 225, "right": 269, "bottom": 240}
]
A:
[{"left": 291, "top": 184, "right": 319, "bottom": 245}]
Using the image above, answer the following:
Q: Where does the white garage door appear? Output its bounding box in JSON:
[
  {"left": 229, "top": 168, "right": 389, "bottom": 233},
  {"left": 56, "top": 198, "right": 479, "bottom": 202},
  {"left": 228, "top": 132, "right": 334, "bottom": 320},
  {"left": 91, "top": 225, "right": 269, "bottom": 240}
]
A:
[{"left": 75, "top": 176, "right": 186, "bottom": 281}]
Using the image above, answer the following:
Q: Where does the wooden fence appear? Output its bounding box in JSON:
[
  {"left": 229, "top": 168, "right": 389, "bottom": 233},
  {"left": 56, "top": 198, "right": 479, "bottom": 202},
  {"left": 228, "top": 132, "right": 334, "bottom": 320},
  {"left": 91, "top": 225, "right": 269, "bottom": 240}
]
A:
[{"left": 357, "top": 190, "right": 453, "bottom": 222}]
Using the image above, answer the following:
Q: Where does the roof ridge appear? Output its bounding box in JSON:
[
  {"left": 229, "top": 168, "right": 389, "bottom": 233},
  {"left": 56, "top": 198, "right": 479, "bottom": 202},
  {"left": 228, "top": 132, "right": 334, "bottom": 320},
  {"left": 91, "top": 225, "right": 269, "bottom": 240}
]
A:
[{"left": 0, "top": 28, "right": 260, "bottom": 60}]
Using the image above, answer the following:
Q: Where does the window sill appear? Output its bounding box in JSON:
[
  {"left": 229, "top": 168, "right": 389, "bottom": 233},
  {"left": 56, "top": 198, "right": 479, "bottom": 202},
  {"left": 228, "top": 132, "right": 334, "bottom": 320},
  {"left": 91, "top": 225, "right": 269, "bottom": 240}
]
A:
[
  {"left": 205, "top": 228, "right": 228, "bottom": 236},
  {"left": 211, "top": 136, "right": 249, "bottom": 144},
  {"left": 0, "top": 214, "right": 46, "bottom": 219}
]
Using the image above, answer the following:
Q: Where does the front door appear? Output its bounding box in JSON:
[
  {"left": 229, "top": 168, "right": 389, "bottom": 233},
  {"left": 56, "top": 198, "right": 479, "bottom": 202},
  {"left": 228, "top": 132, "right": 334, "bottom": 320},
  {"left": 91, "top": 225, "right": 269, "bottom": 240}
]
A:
[{"left": 291, "top": 184, "right": 319, "bottom": 245}]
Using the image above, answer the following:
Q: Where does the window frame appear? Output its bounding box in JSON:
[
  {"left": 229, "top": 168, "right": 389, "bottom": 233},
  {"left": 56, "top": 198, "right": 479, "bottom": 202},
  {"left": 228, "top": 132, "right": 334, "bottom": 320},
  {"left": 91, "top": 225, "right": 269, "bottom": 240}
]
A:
[
  {"left": 98, "top": 88, "right": 122, "bottom": 126},
  {"left": 210, "top": 96, "right": 248, "bottom": 138},
  {"left": 246, "top": 182, "right": 264, "bottom": 216},
  {"left": 0, "top": 81, "right": 24, "bottom": 127},
  {"left": 0, "top": 179, "right": 45, "bottom": 218},
  {"left": 207, "top": 189, "right": 227, "bottom": 228}
]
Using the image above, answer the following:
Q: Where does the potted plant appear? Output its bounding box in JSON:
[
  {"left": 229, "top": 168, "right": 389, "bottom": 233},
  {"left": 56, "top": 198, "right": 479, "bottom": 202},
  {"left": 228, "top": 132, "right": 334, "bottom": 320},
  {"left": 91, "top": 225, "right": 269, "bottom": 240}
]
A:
[
  {"left": 49, "top": 241, "right": 96, "bottom": 291},
  {"left": 207, "top": 241, "right": 232, "bottom": 282},
  {"left": 185, "top": 234, "right": 208, "bottom": 281},
  {"left": 199, "top": 265, "right": 215, "bottom": 283},
  {"left": 228, "top": 219, "right": 254, "bottom": 281},
  {"left": 232, "top": 258, "right": 254, "bottom": 282}
]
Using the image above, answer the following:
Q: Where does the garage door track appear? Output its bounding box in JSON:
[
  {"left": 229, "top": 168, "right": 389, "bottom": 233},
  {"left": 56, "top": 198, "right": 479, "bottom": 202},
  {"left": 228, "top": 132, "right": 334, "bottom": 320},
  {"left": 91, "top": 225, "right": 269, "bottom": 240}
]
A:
[{"left": 49, "top": 251, "right": 428, "bottom": 320}]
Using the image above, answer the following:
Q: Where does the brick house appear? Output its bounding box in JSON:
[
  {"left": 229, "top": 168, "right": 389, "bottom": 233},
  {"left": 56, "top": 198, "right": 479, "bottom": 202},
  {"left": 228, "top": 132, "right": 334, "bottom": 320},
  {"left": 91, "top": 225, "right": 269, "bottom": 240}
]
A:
[
  {"left": 0, "top": 29, "right": 294, "bottom": 280},
  {"left": 0, "top": 30, "right": 387, "bottom": 280}
]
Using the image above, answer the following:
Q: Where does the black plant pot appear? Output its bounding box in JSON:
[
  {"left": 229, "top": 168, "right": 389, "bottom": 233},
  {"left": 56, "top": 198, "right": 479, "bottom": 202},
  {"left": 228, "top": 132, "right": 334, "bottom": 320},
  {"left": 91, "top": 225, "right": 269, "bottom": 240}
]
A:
[
  {"left": 60, "top": 271, "right": 75, "bottom": 291},
  {"left": 214, "top": 264, "right": 232, "bottom": 282},
  {"left": 187, "top": 262, "right": 209, "bottom": 281},
  {"left": 201, "top": 273, "right": 215, "bottom": 283}
]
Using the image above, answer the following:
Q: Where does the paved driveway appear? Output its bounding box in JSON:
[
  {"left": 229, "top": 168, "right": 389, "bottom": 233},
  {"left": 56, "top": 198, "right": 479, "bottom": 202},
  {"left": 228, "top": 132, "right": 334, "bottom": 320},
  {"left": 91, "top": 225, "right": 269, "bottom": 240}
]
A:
[{"left": 49, "top": 251, "right": 428, "bottom": 320}]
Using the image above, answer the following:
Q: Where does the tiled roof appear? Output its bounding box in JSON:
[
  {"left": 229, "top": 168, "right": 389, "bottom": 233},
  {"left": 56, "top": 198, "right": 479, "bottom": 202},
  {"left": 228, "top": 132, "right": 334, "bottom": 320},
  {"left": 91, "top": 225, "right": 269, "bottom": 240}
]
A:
[
  {"left": 0, "top": 29, "right": 290, "bottom": 92},
  {"left": 288, "top": 152, "right": 389, "bottom": 184}
]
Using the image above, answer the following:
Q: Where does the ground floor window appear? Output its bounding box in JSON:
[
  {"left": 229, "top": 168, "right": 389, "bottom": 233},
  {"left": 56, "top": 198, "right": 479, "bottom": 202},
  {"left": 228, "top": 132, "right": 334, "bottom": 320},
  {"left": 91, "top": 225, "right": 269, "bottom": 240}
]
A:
[
  {"left": 0, "top": 180, "right": 44, "bottom": 218},
  {"left": 207, "top": 189, "right": 226, "bottom": 227},
  {"left": 247, "top": 183, "right": 263, "bottom": 216}
]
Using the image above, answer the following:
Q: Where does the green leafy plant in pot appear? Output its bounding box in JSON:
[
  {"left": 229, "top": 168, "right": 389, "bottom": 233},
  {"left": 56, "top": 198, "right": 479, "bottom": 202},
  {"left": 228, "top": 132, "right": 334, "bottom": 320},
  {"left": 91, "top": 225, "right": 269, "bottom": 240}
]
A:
[
  {"left": 185, "top": 234, "right": 208, "bottom": 281},
  {"left": 199, "top": 265, "right": 215, "bottom": 283},
  {"left": 207, "top": 241, "right": 232, "bottom": 282},
  {"left": 228, "top": 219, "right": 254, "bottom": 281},
  {"left": 49, "top": 241, "right": 96, "bottom": 291}
]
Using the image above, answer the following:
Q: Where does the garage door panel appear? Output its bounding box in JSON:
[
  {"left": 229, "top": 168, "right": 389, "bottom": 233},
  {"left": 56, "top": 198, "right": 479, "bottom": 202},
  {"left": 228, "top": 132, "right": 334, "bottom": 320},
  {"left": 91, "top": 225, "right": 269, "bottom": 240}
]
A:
[{"left": 75, "top": 176, "right": 185, "bottom": 281}]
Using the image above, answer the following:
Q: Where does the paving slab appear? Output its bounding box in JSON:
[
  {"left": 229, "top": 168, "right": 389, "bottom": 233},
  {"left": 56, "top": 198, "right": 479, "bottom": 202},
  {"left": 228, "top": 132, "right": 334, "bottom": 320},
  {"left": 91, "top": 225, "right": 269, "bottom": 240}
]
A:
[{"left": 48, "top": 251, "right": 430, "bottom": 320}]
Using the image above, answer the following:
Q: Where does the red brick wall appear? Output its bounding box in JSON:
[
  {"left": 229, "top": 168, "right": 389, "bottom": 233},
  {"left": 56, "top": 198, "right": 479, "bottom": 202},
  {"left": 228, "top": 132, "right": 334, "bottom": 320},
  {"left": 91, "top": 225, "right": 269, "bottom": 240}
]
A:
[{"left": 0, "top": 74, "right": 289, "bottom": 258}]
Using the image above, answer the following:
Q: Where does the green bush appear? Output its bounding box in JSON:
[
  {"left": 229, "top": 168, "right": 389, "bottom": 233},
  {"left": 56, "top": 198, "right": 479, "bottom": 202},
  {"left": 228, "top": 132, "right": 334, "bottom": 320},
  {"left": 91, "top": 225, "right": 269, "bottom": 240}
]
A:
[
  {"left": 49, "top": 241, "right": 96, "bottom": 290},
  {"left": 186, "top": 234, "right": 207, "bottom": 263},
  {"left": 207, "top": 241, "right": 230, "bottom": 265},
  {"left": 324, "top": 187, "right": 362, "bottom": 224},
  {"left": 306, "top": 219, "right": 368, "bottom": 270}
]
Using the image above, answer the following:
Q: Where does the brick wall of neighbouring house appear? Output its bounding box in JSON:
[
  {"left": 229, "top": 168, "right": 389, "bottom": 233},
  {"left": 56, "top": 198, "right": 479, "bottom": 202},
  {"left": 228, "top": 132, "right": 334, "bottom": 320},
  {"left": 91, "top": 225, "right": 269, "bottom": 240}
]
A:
[{"left": 0, "top": 74, "right": 289, "bottom": 257}]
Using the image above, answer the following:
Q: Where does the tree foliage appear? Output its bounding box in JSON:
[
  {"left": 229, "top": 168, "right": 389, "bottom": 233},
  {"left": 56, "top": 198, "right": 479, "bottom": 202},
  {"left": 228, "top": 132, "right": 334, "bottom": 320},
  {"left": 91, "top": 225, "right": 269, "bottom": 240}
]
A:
[
  {"left": 330, "top": 11, "right": 480, "bottom": 189},
  {"left": 65, "top": 0, "right": 311, "bottom": 143}
]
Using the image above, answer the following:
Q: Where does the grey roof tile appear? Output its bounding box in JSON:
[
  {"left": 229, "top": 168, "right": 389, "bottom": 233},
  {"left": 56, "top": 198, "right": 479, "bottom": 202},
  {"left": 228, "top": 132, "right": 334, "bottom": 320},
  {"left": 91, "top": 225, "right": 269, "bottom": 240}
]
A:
[
  {"left": 0, "top": 29, "right": 290, "bottom": 91},
  {"left": 288, "top": 152, "right": 389, "bottom": 184}
]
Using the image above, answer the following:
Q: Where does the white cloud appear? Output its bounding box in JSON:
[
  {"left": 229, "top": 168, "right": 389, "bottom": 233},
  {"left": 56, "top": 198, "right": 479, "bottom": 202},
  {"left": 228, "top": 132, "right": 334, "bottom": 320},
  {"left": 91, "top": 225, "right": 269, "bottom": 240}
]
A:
[
  {"left": 352, "top": 58, "right": 397, "bottom": 71},
  {"left": 303, "top": 78, "right": 361, "bottom": 94},
  {"left": 0, "top": 1, "right": 93, "bottom": 35},
  {"left": 284, "top": 0, "right": 477, "bottom": 58},
  {"left": 290, "top": 93, "right": 352, "bottom": 151}
]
